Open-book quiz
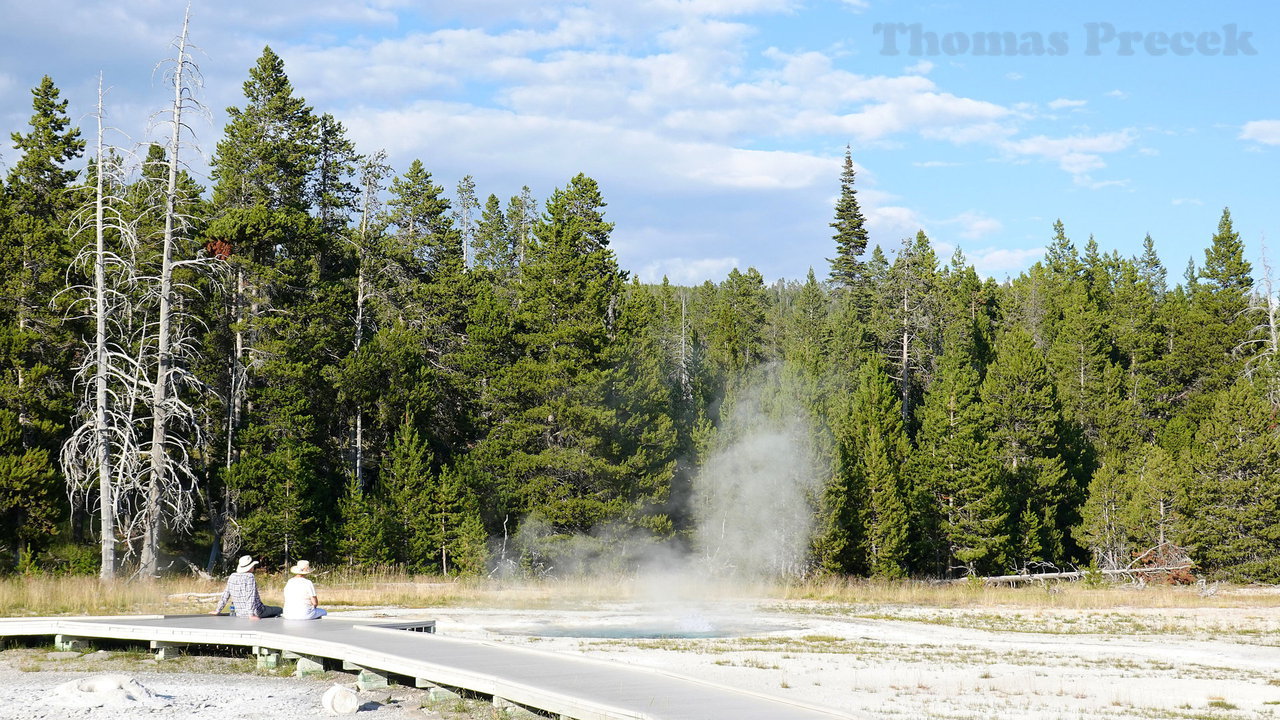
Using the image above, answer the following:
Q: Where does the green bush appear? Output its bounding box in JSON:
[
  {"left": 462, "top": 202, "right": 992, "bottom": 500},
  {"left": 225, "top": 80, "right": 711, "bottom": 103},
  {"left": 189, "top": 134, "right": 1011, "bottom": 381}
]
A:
[{"left": 39, "top": 543, "right": 100, "bottom": 576}]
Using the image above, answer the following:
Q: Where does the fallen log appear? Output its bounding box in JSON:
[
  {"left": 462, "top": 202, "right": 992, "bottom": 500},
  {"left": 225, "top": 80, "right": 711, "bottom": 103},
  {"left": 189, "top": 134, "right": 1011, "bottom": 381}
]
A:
[
  {"left": 953, "top": 565, "right": 1193, "bottom": 585},
  {"left": 166, "top": 591, "right": 222, "bottom": 601}
]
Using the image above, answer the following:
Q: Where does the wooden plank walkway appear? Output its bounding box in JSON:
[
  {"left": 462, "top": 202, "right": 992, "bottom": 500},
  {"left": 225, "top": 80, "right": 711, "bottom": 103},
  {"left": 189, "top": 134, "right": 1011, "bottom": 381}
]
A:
[{"left": 0, "top": 615, "right": 864, "bottom": 720}]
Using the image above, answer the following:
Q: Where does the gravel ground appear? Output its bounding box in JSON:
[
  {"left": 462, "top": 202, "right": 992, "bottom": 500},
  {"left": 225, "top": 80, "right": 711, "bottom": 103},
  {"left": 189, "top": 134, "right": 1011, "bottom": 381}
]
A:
[
  {"left": 0, "top": 647, "right": 485, "bottom": 720},
  {"left": 4, "top": 601, "right": 1280, "bottom": 719}
]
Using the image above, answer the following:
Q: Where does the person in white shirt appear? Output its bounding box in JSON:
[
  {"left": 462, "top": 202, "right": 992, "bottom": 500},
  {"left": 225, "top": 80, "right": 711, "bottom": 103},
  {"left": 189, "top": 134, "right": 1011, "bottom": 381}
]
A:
[{"left": 282, "top": 560, "right": 327, "bottom": 620}]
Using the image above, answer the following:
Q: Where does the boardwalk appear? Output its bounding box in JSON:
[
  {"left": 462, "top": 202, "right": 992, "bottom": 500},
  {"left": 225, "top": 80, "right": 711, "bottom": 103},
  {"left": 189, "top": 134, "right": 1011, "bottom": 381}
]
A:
[{"left": 0, "top": 615, "right": 863, "bottom": 720}]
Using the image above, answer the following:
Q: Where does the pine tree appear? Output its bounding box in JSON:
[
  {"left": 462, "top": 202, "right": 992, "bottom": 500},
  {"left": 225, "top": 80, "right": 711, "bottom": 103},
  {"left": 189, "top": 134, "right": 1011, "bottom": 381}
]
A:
[
  {"left": 708, "top": 268, "right": 768, "bottom": 374},
  {"left": 381, "top": 419, "right": 434, "bottom": 570},
  {"left": 982, "top": 327, "right": 1072, "bottom": 570},
  {"left": 909, "top": 333, "right": 1005, "bottom": 576},
  {"left": 454, "top": 175, "right": 478, "bottom": 268},
  {"left": 877, "top": 230, "right": 938, "bottom": 431},
  {"left": 0, "top": 76, "right": 84, "bottom": 519},
  {"left": 1123, "top": 444, "right": 1183, "bottom": 553},
  {"left": 210, "top": 46, "right": 316, "bottom": 212},
  {"left": 827, "top": 146, "right": 869, "bottom": 293},
  {"left": 310, "top": 113, "right": 360, "bottom": 235},
  {"left": 505, "top": 186, "right": 537, "bottom": 268},
  {"left": 785, "top": 269, "right": 830, "bottom": 380},
  {"left": 337, "top": 473, "right": 391, "bottom": 566},
  {"left": 1076, "top": 454, "right": 1131, "bottom": 570},
  {"left": 1194, "top": 208, "right": 1255, "bottom": 391},
  {"left": 609, "top": 280, "right": 681, "bottom": 535},
  {"left": 473, "top": 193, "right": 512, "bottom": 271},
  {"left": 1179, "top": 379, "right": 1280, "bottom": 581},
  {"left": 476, "top": 174, "right": 628, "bottom": 533},
  {"left": 821, "top": 357, "right": 911, "bottom": 577},
  {"left": 387, "top": 159, "right": 456, "bottom": 272},
  {"left": 851, "top": 358, "right": 911, "bottom": 577},
  {"left": 430, "top": 460, "right": 489, "bottom": 576},
  {"left": 0, "top": 408, "right": 60, "bottom": 564},
  {"left": 209, "top": 47, "right": 341, "bottom": 566}
]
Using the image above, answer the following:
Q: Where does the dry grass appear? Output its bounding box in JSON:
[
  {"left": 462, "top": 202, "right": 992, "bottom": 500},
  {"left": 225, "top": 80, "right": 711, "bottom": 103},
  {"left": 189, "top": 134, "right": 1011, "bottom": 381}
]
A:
[
  {"left": 0, "top": 571, "right": 1277, "bottom": 617},
  {"left": 773, "top": 577, "right": 1280, "bottom": 610}
]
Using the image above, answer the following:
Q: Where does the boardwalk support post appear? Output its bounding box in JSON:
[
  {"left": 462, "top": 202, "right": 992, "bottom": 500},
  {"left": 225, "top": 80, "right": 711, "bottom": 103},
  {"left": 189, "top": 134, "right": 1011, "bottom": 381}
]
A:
[
  {"left": 342, "top": 661, "right": 389, "bottom": 690},
  {"left": 253, "top": 646, "right": 280, "bottom": 669},
  {"left": 150, "top": 640, "right": 183, "bottom": 660},
  {"left": 54, "top": 635, "right": 88, "bottom": 652},
  {"left": 494, "top": 696, "right": 542, "bottom": 719},
  {"left": 283, "top": 650, "right": 326, "bottom": 676},
  {"left": 415, "top": 679, "right": 462, "bottom": 702}
]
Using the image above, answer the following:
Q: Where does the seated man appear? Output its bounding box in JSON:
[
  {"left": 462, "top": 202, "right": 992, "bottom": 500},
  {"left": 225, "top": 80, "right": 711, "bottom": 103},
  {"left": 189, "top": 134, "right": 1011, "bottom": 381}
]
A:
[
  {"left": 282, "top": 560, "right": 327, "bottom": 620},
  {"left": 209, "top": 555, "right": 281, "bottom": 620}
]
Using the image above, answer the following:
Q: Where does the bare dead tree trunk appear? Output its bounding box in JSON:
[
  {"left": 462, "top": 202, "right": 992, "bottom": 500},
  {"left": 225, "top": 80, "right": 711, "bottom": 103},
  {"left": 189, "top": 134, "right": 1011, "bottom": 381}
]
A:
[
  {"left": 900, "top": 291, "right": 911, "bottom": 422},
  {"left": 141, "top": 6, "right": 194, "bottom": 577},
  {"left": 228, "top": 264, "right": 245, "bottom": 471},
  {"left": 352, "top": 152, "right": 389, "bottom": 489},
  {"left": 92, "top": 76, "right": 118, "bottom": 581},
  {"left": 679, "top": 290, "right": 691, "bottom": 400}
]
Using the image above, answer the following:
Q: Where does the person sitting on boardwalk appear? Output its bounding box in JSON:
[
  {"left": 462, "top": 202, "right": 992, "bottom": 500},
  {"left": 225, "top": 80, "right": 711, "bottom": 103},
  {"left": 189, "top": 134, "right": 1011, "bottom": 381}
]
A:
[
  {"left": 282, "top": 560, "right": 327, "bottom": 620},
  {"left": 209, "top": 555, "right": 282, "bottom": 620}
]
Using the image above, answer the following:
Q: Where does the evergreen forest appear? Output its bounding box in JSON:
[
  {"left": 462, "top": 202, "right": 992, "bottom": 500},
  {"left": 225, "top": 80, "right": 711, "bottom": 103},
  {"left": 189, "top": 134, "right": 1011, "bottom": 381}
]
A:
[{"left": 4, "top": 27, "right": 1279, "bottom": 584}]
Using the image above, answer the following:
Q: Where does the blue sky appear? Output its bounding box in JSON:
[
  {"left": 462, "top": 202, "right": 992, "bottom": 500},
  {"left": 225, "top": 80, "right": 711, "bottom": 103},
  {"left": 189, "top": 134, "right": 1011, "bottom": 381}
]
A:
[{"left": 1, "top": 1, "right": 1276, "bottom": 285}]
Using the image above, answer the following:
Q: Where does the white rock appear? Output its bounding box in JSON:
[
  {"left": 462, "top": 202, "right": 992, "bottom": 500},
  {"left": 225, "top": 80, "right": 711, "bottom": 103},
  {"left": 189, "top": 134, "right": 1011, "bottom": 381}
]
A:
[
  {"left": 49, "top": 674, "right": 167, "bottom": 709},
  {"left": 321, "top": 684, "right": 360, "bottom": 715}
]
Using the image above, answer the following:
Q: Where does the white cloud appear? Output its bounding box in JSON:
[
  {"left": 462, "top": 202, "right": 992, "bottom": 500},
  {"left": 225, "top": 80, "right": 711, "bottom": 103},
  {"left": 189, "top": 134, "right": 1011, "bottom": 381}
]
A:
[
  {"left": 946, "top": 211, "right": 1003, "bottom": 240},
  {"left": 1047, "top": 98, "right": 1087, "bottom": 111},
  {"left": 283, "top": 22, "right": 1015, "bottom": 151},
  {"left": 639, "top": 256, "right": 741, "bottom": 284},
  {"left": 1073, "top": 176, "right": 1129, "bottom": 190},
  {"left": 1106, "top": 89, "right": 1129, "bottom": 100},
  {"left": 967, "top": 246, "right": 1046, "bottom": 277},
  {"left": 839, "top": 0, "right": 870, "bottom": 10},
  {"left": 1000, "top": 130, "right": 1136, "bottom": 177},
  {"left": 865, "top": 205, "right": 925, "bottom": 242},
  {"left": 904, "top": 60, "right": 934, "bottom": 75},
  {"left": 921, "top": 121, "right": 1016, "bottom": 145},
  {"left": 1006, "top": 72, "right": 1023, "bottom": 81},
  {"left": 1241, "top": 120, "right": 1280, "bottom": 146},
  {"left": 344, "top": 101, "right": 836, "bottom": 192}
]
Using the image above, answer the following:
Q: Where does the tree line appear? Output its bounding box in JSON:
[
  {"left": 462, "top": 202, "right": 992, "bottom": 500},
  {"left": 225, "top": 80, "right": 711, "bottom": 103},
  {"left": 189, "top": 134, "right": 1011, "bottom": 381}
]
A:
[{"left": 1, "top": 18, "right": 1277, "bottom": 583}]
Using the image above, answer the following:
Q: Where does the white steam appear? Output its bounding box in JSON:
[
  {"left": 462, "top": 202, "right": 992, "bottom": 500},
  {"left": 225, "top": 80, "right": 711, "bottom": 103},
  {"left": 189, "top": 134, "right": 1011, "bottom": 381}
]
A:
[
  {"left": 691, "top": 390, "right": 820, "bottom": 579},
  {"left": 495, "top": 368, "right": 824, "bottom": 584}
]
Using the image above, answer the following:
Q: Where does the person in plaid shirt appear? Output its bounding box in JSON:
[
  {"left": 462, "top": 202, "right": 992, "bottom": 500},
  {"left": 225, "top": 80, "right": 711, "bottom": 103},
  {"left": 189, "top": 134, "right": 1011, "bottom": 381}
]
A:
[{"left": 209, "top": 555, "right": 282, "bottom": 619}]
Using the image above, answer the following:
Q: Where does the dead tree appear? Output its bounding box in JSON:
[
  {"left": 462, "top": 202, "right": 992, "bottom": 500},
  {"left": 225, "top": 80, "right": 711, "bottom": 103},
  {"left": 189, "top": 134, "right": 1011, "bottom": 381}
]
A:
[
  {"left": 138, "top": 6, "right": 216, "bottom": 577},
  {"left": 1244, "top": 235, "right": 1280, "bottom": 406},
  {"left": 60, "top": 75, "right": 143, "bottom": 581},
  {"left": 349, "top": 151, "right": 390, "bottom": 490}
]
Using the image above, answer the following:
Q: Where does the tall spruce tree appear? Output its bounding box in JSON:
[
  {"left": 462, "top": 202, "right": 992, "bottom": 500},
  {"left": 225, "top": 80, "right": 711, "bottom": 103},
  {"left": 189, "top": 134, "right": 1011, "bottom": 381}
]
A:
[
  {"left": 208, "top": 46, "right": 344, "bottom": 567},
  {"left": 1194, "top": 209, "right": 1255, "bottom": 391},
  {"left": 1179, "top": 379, "right": 1280, "bottom": 581},
  {"left": 475, "top": 174, "right": 628, "bottom": 533},
  {"left": 982, "top": 327, "right": 1073, "bottom": 570},
  {"left": 909, "top": 332, "right": 1004, "bottom": 576},
  {"left": 827, "top": 146, "right": 869, "bottom": 292},
  {"left": 825, "top": 357, "right": 911, "bottom": 577},
  {"left": 0, "top": 75, "right": 84, "bottom": 469}
]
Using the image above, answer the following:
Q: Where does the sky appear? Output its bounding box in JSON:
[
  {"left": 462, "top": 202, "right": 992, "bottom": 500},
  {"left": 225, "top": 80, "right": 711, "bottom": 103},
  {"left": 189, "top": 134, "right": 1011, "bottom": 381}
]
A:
[{"left": 1, "top": 0, "right": 1277, "bottom": 285}]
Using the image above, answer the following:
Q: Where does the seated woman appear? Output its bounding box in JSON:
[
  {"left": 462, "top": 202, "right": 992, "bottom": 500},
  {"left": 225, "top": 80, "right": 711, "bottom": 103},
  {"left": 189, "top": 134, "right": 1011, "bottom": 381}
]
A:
[{"left": 282, "top": 560, "right": 327, "bottom": 620}]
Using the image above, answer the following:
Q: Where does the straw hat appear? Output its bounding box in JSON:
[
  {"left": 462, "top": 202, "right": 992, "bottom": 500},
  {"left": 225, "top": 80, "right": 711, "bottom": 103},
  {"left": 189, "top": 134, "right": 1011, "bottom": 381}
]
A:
[
  {"left": 236, "top": 555, "right": 257, "bottom": 573},
  {"left": 289, "top": 560, "right": 314, "bottom": 575}
]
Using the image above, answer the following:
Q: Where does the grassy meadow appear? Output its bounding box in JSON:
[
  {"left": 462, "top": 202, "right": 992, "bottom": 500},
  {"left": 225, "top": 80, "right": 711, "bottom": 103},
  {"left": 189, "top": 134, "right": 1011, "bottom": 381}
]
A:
[{"left": 1, "top": 570, "right": 1277, "bottom": 618}]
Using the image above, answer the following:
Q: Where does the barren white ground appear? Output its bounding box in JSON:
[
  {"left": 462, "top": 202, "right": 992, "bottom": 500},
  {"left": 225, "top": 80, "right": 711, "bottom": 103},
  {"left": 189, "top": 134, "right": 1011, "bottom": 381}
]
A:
[{"left": 3, "top": 596, "right": 1279, "bottom": 719}]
